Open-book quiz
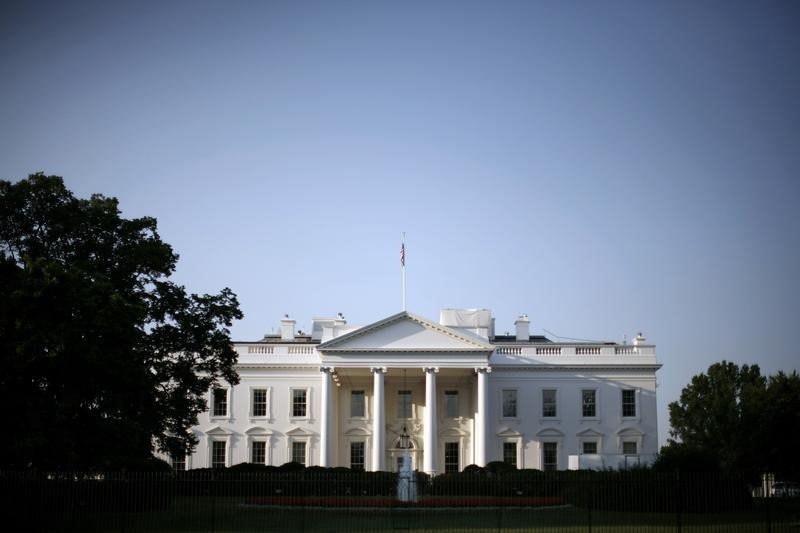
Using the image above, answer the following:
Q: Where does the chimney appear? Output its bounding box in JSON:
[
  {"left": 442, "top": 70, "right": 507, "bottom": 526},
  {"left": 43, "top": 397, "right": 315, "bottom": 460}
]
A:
[
  {"left": 280, "top": 314, "right": 296, "bottom": 341},
  {"left": 633, "top": 332, "right": 646, "bottom": 346},
  {"left": 515, "top": 314, "right": 530, "bottom": 342}
]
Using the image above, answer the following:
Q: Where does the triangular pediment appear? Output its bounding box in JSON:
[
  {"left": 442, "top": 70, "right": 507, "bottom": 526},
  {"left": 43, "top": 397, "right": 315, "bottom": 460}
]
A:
[
  {"left": 577, "top": 428, "right": 604, "bottom": 438},
  {"left": 318, "top": 311, "right": 493, "bottom": 352},
  {"left": 205, "top": 425, "right": 233, "bottom": 436}
]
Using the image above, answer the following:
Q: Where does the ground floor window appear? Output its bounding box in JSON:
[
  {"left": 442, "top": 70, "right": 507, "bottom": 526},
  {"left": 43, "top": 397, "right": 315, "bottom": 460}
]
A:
[
  {"left": 251, "top": 441, "right": 266, "bottom": 464},
  {"left": 292, "top": 441, "right": 307, "bottom": 465},
  {"left": 444, "top": 442, "right": 459, "bottom": 473},
  {"left": 211, "top": 441, "right": 226, "bottom": 468},
  {"left": 503, "top": 442, "right": 517, "bottom": 468},
  {"left": 170, "top": 454, "right": 186, "bottom": 471},
  {"left": 623, "top": 441, "right": 638, "bottom": 455},
  {"left": 582, "top": 441, "right": 598, "bottom": 454},
  {"left": 350, "top": 441, "right": 365, "bottom": 471},
  {"left": 542, "top": 442, "right": 557, "bottom": 471}
]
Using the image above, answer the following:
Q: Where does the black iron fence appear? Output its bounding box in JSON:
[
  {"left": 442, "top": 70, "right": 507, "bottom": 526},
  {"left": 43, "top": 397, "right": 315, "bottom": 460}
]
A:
[{"left": 1, "top": 468, "right": 798, "bottom": 532}]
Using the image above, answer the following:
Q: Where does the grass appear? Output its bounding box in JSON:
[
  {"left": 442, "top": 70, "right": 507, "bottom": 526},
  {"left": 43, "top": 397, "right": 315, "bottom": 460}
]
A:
[{"left": 12, "top": 497, "right": 800, "bottom": 532}]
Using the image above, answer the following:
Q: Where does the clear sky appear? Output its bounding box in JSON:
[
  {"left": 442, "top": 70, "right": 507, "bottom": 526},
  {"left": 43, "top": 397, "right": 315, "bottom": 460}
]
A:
[{"left": 2, "top": 0, "right": 799, "bottom": 447}]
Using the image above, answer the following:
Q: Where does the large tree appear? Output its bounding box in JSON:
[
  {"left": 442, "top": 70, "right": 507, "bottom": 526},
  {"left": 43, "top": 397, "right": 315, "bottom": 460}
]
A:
[
  {"left": 659, "top": 361, "right": 800, "bottom": 480},
  {"left": 0, "top": 174, "right": 242, "bottom": 469}
]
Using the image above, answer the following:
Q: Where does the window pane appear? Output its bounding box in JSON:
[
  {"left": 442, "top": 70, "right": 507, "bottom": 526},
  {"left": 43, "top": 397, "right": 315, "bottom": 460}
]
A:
[
  {"left": 252, "top": 389, "right": 267, "bottom": 417},
  {"left": 397, "top": 390, "right": 412, "bottom": 419},
  {"left": 582, "top": 390, "right": 596, "bottom": 417},
  {"left": 542, "top": 442, "right": 557, "bottom": 471},
  {"left": 350, "top": 441, "right": 365, "bottom": 471},
  {"left": 251, "top": 441, "right": 266, "bottom": 464},
  {"left": 542, "top": 389, "right": 557, "bottom": 417},
  {"left": 351, "top": 390, "right": 365, "bottom": 417},
  {"left": 444, "top": 442, "right": 459, "bottom": 473},
  {"left": 623, "top": 441, "right": 637, "bottom": 455},
  {"left": 212, "top": 441, "right": 226, "bottom": 468},
  {"left": 292, "top": 389, "right": 307, "bottom": 417},
  {"left": 444, "top": 391, "right": 459, "bottom": 418},
  {"left": 292, "top": 441, "right": 306, "bottom": 465},
  {"left": 582, "top": 441, "right": 597, "bottom": 454},
  {"left": 503, "top": 442, "right": 517, "bottom": 468},
  {"left": 502, "top": 390, "right": 517, "bottom": 418},
  {"left": 171, "top": 455, "right": 186, "bottom": 471},
  {"left": 622, "top": 389, "right": 636, "bottom": 417},
  {"left": 212, "top": 388, "right": 227, "bottom": 417}
]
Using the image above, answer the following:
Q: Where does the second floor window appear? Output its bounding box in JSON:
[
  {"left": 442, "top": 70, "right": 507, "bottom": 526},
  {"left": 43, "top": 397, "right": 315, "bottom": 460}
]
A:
[
  {"left": 542, "top": 389, "right": 557, "bottom": 417},
  {"left": 292, "top": 389, "right": 307, "bottom": 417},
  {"left": 502, "top": 389, "right": 517, "bottom": 418},
  {"left": 252, "top": 389, "right": 267, "bottom": 417},
  {"left": 397, "top": 390, "right": 412, "bottom": 419},
  {"left": 622, "top": 389, "right": 636, "bottom": 417},
  {"left": 212, "top": 388, "right": 227, "bottom": 417},
  {"left": 351, "top": 390, "right": 365, "bottom": 417},
  {"left": 582, "top": 389, "right": 596, "bottom": 417},
  {"left": 444, "top": 391, "right": 459, "bottom": 418}
]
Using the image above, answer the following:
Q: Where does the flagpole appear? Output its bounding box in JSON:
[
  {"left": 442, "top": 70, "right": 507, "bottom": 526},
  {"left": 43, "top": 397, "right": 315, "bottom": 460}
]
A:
[{"left": 401, "top": 233, "right": 406, "bottom": 311}]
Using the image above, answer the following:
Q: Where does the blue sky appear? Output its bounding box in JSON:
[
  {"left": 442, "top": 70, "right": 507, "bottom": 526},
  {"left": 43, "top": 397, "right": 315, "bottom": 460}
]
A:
[{"left": 2, "top": 0, "right": 799, "bottom": 447}]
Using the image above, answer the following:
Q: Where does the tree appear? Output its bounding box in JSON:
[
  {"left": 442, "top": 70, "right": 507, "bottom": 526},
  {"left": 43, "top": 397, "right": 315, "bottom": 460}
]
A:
[
  {"left": 0, "top": 174, "right": 242, "bottom": 469},
  {"left": 658, "top": 361, "right": 800, "bottom": 481}
]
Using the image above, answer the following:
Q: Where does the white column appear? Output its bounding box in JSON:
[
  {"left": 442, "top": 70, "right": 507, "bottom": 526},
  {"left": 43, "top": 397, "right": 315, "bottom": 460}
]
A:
[
  {"left": 423, "top": 367, "right": 439, "bottom": 475},
  {"left": 371, "top": 367, "right": 386, "bottom": 471},
  {"left": 475, "top": 367, "right": 491, "bottom": 467},
  {"left": 319, "top": 367, "right": 334, "bottom": 467}
]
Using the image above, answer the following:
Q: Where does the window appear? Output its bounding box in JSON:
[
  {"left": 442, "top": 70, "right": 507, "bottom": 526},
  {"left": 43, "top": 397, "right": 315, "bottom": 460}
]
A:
[
  {"left": 582, "top": 389, "right": 596, "bottom": 417},
  {"left": 444, "top": 442, "right": 459, "bottom": 473},
  {"left": 444, "top": 391, "right": 459, "bottom": 418},
  {"left": 503, "top": 442, "right": 517, "bottom": 468},
  {"left": 292, "top": 389, "right": 307, "bottom": 418},
  {"left": 212, "top": 388, "right": 227, "bottom": 417},
  {"left": 252, "top": 389, "right": 267, "bottom": 417},
  {"left": 542, "top": 389, "right": 557, "bottom": 417},
  {"left": 170, "top": 454, "right": 186, "bottom": 471},
  {"left": 622, "top": 389, "right": 636, "bottom": 417},
  {"left": 351, "top": 390, "right": 365, "bottom": 418},
  {"left": 582, "top": 441, "right": 598, "bottom": 455},
  {"left": 211, "top": 441, "right": 226, "bottom": 468},
  {"left": 502, "top": 389, "right": 517, "bottom": 418},
  {"left": 251, "top": 441, "right": 266, "bottom": 464},
  {"left": 623, "top": 441, "right": 637, "bottom": 455},
  {"left": 542, "top": 442, "right": 558, "bottom": 471},
  {"left": 350, "top": 441, "right": 365, "bottom": 471},
  {"left": 291, "top": 441, "right": 307, "bottom": 465},
  {"left": 397, "top": 390, "right": 412, "bottom": 419}
]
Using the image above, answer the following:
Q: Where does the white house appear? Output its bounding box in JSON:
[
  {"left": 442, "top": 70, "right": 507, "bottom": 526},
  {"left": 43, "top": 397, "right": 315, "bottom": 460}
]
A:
[{"left": 176, "top": 308, "right": 660, "bottom": 474}]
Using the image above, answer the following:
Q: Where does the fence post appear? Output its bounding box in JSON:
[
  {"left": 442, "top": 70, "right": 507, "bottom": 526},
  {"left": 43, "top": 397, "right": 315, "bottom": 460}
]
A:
[
  {"left": 675, "top": 471, "right": 682, "bottom": 533},
  {"left": 210, "top": 470, "right": 216, "bottom": 533}
]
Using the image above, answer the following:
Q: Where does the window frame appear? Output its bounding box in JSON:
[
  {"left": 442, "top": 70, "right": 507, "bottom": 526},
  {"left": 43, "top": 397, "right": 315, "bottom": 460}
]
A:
[
  {"left": 250, "top": 387, "right": 270, "bottom": 419},
  {"left": 396, "top": 390, "right": 412, "bottom": 419},
  {"left": 211, "top": 387, "right": 230, "bottom": 419},
  {"left": 582, "top": 441, "right": 598, "bottom": 455},
  {"left": 211, "top": 440, "right": 227, "bottom": 468},
  {"left": 581, "top": 389, "right": 598, "bottom": 419},
  {"left": 350, "top": 441, "right": 366, "bottom": 471},
  {"left": 350, "top": 390, "right": 366, "bottom": 419},
  {"left": 542, "top": 389, "right": 558, "bottom": 418},
  {"left": 291, "top": 440, "right": 308, "bottom": 466},
  {"left": 250, "top": 440, "right": 267, "bottom": 465},
  {"left": 502, "top": 442, "right": 518, "bottom": 468},
  {"left": 542, "top": 442, "right": 558, "bottom": 471},
  {"left": 444, "top": 390, "right": 459, "bottom": 418},
  {"left": 289, "top": 387, "right": 311, "bottom": 420},
  {"left": 444, "top": 442, "right": 460, "bottom": 474},
  {"left": 501, "top": 389, "right": 518, "bottom": 419},
  {"left": 622, "top": 441, "right": 638, "bottom": 456},
  {"left": 621, "top": 388, "right": 637, "bottom": 418}
]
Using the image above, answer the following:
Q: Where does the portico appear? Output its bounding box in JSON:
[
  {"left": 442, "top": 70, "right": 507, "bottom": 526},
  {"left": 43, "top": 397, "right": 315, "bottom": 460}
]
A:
[{"left": 317, "top": 311, "right": 494, "bottom": 475}]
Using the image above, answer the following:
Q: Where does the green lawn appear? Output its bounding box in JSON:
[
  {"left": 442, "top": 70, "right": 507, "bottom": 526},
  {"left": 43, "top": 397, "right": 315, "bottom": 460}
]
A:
[{"left": 15, "top": 497, "right": 800, "bottom": 532}]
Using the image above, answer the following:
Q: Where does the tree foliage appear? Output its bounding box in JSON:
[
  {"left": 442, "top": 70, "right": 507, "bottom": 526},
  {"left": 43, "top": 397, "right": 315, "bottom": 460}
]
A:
[
  {"left": 657, "top": 361, "right": 800, "bottom": 480},
  {"left": 0, "top": 174, "right": 242, "bottom": 468}
]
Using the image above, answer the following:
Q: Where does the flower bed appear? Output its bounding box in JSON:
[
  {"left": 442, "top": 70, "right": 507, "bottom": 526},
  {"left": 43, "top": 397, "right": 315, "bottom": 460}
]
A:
[{"left": 243, "top": 495, "right": 564, "bottom": 508}]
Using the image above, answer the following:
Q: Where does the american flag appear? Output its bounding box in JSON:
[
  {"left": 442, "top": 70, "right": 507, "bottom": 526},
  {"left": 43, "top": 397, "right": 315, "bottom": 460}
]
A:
[{"left": 400, "top": 242, "right": 405, "bottom": 267}]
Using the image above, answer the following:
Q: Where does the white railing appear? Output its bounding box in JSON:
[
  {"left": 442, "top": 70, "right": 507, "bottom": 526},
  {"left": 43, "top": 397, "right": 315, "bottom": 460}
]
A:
[
  {"left": 247, "top": 345, "right": 274, "bottom": 354},
  {"left": 496, "top": 347, "right": 522, "bottom": 355},
  {"left": 536, "top": 347, "right": 562, "bottom": 355},
  {"left": 575, "top": 347, "right": 601, "bottom": 355},
  {"left": 615, "top": 346, "right": 638, "bottom": 355},
  {"left": 288, "top": 346, "right": 315, "bottom": 354}
]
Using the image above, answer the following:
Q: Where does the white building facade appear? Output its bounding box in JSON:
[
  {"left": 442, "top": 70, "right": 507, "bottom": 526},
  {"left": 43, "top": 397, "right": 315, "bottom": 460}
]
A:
[{"left": 180, "top": 309, "right": 661, "bottom": 474}]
